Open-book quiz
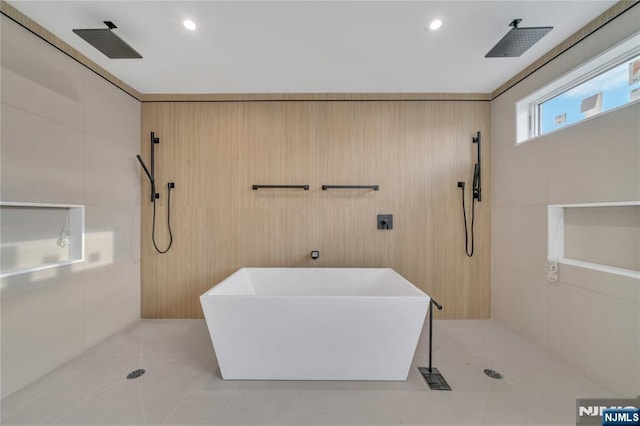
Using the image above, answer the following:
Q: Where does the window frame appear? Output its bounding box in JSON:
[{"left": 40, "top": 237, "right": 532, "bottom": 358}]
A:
[{"left": 515, "top": 31, "right": 640, "bottom": 145}]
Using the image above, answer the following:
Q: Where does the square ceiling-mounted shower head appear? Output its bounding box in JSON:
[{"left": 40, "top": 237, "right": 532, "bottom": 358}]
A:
[
  {"left": 73, "top": 21, "right": 142, "bottom": 59},
  {"left": 485, "top": 19, "right": 553, "bottom": 58}
]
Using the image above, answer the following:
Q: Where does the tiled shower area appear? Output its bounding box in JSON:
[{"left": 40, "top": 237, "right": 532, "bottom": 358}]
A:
[{"left": 1, "top": 319, "right": 616, "bottom": 425}]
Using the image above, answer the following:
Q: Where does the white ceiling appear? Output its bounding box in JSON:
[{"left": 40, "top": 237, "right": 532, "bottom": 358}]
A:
[{"left": 8, "top": 1, "right": 616, "bottom": 94}]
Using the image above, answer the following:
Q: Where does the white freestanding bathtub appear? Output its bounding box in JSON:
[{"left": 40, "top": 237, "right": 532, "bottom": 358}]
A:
[{"left": 200, "top": 268, "right": 430, "bottom": 381}]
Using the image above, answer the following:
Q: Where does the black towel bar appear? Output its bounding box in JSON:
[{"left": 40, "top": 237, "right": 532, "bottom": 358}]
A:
[
  {"left": 321, "top": 185, "right": 379, "bottom": 191},
  {"left": 252, "top": 185, "right": 309, "bottom": 190}
]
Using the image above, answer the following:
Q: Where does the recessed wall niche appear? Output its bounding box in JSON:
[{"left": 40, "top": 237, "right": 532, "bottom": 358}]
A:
[
  {"left": 548, "top": 201, "right": 640, "bottom": 279},
  {"left": 0, "top": 202, "right": 84, "bottom": 278}
]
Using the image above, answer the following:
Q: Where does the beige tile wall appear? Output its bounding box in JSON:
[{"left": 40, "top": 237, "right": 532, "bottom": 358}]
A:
[
  {"left": 0, "top": 16, "right": 141, "bottom": 398},
  {"left": 491, "top": 7, "right": 640, "bottom": 396},
  {"left": 0, "top": 104, "right": 85, "bottom": 203}
]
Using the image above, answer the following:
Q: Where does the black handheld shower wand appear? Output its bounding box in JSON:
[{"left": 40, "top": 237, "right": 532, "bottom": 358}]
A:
[
  {"left": 136, "top": 154, "right": 153, "bottom": 182},
  {"left": 136, "top": 132, "right": 160, "bottom": 202},
  {"left": 136, "top": 154, "right": 158, "bottom": 203}
]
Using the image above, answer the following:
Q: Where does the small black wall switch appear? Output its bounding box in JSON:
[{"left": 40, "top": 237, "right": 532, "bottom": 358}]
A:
[{"left": 377, "top": 214, "right": 393, "bottom": 230}]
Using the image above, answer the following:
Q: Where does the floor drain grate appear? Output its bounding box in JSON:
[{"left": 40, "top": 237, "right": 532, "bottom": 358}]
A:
[
  {"left": 126, "top": 369, "right": 145, "bottom": 380},
  {"left": 483, "top": 368, "right": 503, "bottom": 379}
]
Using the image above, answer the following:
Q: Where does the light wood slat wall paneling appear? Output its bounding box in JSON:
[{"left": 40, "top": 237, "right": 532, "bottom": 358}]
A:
[
  {"left": 141, "top": 100, "right": 491, "bottom": 319},
  {"left": 140, "top": 93, "right": 491, "bottom": 102}
]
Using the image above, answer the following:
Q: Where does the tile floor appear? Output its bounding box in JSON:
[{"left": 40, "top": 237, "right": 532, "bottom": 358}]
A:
[{"left": 1, "top": 319, "right": 617, "bottom": 425}]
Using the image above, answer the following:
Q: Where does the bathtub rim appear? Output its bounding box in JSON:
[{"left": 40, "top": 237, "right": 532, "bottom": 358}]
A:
[{"left": 200, "top": 267, "right": 429, "bottom": 298}]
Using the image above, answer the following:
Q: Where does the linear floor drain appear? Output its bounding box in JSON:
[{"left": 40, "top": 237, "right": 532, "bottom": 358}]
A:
[
  {"left": 126, "top": 369, "right": 145, "bottom": 380},
  {"left": 483, "top": 368, "right": 503, "bottom": 379}
]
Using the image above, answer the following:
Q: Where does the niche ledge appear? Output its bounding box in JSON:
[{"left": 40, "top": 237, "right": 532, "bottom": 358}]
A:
[{"left": 548, "top": 201, "right": 640, "bottom": 280}]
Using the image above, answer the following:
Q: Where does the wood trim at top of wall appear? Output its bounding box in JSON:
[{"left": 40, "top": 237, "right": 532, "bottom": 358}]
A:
[
  {"left": 0, "top": 0, "right": 142, "bottom": 101},
  {"left": 139, "top": 93, "right": 491, "bottom": 102},
  {"left": 490, "top": 0, "right": 640, "bottom": 100}
]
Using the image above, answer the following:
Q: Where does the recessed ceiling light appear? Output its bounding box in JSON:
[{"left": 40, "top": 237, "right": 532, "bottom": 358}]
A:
[
  {"left": 429, "top": 19, "right": 443, "bottom": 31},
  {"left": 183, "top": 19, "right": 196, "bottom": 31}
]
